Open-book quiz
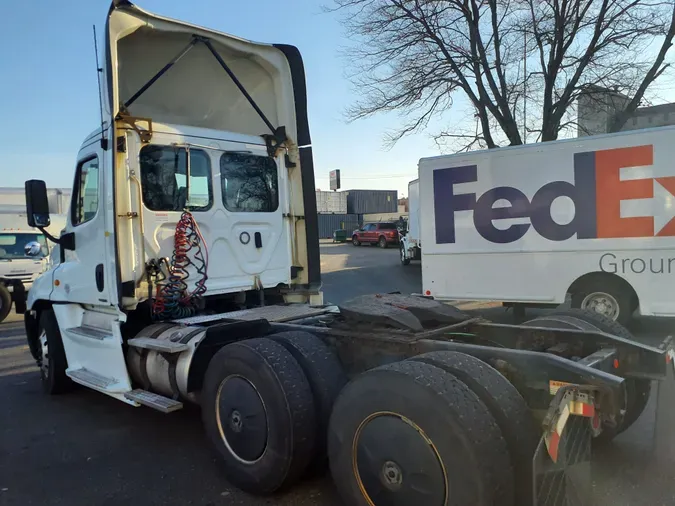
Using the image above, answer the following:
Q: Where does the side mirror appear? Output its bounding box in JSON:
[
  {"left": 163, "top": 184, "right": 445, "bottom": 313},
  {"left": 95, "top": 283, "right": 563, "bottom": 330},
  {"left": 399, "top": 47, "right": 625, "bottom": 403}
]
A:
[
  {"left": 25, "top": 180, "right": 51, "bottom": 228},
  {"left": 24, "top": 241, "right": 43, "bottom": 257}
]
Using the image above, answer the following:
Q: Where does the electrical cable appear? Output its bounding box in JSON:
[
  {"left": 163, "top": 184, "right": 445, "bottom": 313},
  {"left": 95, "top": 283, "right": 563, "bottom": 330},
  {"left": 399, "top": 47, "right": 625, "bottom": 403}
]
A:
[{"left": 151, "top": 210, "right": 209, "bottom": 320}]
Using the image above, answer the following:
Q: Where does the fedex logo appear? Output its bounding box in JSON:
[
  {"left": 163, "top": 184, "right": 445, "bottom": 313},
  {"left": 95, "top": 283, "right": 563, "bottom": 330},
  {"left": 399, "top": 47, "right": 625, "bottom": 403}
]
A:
[{"left": 434, "top": 145, "right": 675, "bottom": 244}]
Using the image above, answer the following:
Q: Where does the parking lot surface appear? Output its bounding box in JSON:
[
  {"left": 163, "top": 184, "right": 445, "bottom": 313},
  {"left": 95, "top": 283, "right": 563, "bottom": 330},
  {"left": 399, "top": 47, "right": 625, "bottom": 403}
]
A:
[{"left": 1, "top": 240, "right": 674, "bottom": 505}]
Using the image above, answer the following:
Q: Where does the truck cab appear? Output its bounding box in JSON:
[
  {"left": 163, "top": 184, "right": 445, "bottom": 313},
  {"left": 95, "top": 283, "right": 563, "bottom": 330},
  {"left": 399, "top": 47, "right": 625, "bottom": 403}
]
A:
[{"left": 23, "top": 0, "right": 319, "bottom": 401}]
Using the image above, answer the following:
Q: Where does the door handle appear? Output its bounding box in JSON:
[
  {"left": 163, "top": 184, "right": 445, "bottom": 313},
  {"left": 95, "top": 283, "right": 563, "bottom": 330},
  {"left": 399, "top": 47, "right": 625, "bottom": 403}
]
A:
[
  {"left": 95, "top": 264, "right": 104, "bottom": 292},
  {"left": 254, "top": 232, "right": 262, "bottom": 248}
]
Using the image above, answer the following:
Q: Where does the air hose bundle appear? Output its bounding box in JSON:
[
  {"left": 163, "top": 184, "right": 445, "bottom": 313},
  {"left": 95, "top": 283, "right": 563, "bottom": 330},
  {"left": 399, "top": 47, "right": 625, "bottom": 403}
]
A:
[{"left": 150, "top": 210, "right": 209, "bottom": 320}]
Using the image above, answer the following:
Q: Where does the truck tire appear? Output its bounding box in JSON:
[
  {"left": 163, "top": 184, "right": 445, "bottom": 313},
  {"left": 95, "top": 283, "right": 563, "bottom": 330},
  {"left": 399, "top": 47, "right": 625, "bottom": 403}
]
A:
[
  {"left": 544, "top": 308, "right": 651, "bottom": 441},
  {"left": 400, "top": 243, "right": 411, "bottom": 265},
  {"left": 0, "top": 284, "right": 12, "bottom": 323},
  {"left": 269, "top": 331, "right": 347, "bottom": 471},
  {"left": 328, "top": 360, "right": 514, "bottom": 506},
  {"left": 38, "top": 310, "right": 73, "bottom": 395},
  {"left": 570, "top": 278, "right": 635, "bottom": 325},
  {"left": 378, "top": 235, "right": 388, "bottom": 248},
  {"left": 408, "top": 351, "right": 538, "bottom": 506},
  {"left": 201, "top": 337, "right": 316, "bottom": 494}
]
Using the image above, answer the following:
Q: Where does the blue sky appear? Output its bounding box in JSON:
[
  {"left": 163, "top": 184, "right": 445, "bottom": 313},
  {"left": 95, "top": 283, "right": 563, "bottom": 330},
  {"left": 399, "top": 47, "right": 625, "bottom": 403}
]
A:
[{"left": 0, "top": 0, "right": 440, "bottom": 197}]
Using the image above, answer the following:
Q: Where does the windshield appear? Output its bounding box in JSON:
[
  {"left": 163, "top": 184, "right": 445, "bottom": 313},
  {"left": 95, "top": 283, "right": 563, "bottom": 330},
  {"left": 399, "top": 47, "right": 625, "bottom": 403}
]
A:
[{"left": 0, "top": 233, "right": 48, "bottom": 260}]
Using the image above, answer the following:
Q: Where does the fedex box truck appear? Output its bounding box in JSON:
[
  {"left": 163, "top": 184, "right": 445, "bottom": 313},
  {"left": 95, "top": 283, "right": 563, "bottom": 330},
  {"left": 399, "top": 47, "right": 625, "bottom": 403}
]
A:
[{"left": 419, "top": 126, "right": 675, "bottom": 324}]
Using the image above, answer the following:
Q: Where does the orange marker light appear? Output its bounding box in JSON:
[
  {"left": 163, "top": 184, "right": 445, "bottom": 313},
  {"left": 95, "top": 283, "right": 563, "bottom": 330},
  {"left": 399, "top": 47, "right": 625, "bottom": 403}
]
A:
[
  {"left": 54, "top": 280, "right": 60, "bottom": 287},
  {"left": 613, "top": 359, "right": 620, "bottom": 369}
]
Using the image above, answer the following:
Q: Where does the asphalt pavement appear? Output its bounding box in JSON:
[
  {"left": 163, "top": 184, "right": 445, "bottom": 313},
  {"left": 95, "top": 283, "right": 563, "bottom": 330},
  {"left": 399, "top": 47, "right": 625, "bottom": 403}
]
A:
[{"left": 1, "top": 240, "right": 675, "bottom": 505}]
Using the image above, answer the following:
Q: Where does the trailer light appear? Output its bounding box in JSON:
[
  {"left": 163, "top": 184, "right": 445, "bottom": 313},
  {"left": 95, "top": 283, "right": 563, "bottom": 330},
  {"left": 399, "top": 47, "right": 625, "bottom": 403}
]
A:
[
  {"left": 425, "top": 290, "right": 431, "bottom": 296},
  {"left": 54, "top": 280, "right": 60, "bottom": 286},
  {"left": 613, "top": 359, "right": 619, "bottom": 369}
]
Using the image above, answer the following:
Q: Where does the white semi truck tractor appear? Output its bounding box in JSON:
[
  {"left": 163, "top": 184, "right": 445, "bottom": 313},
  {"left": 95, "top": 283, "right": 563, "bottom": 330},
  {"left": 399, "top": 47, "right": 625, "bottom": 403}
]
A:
[{"left": 21, "top": 3, "right": 675, "bottom": 506}]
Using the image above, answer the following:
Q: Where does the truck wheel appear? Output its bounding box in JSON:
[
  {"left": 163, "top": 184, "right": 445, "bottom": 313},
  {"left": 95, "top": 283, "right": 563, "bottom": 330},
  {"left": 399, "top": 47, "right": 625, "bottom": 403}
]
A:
[
  {"left": 570, "top": 279, "right": 634, "bottom": 325},
  {"left": 328, "top": 360, "right": 514, "bottom": 506},
  {"left": 544, "top": 309, "right": 651, "bottom": 441},
  {"left": 400, "top": 243, "right": 411, "bottom": 265},
  {"left": 201, "top": 337, "right": 316, "bottom": 494},
  {"left": 378, "top": 236, "right": 388, "bottom": 248},
  {"left": 0, "top": 284, "right": 12, "bottom": 323},
  {"left": 269, "top": 331, "right": 347, "bottom": 471},
  {"left": 408, "top": 351, "right": 537, "bottom": 506},
  {"left": 352, "top": 236, "right": 361, "bottom": 246},
  {"left": 38, "top": 310, "right": 73, "bottom": 395}
]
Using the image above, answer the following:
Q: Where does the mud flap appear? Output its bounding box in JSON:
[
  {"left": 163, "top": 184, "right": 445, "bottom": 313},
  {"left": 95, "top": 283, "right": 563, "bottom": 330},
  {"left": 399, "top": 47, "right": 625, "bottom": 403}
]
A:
[
  {"left": 653, "top": 346, "right": 675, "bottom": 463},
  {"left": 534, "top": 387, "right": 595, "bottom": 506}
]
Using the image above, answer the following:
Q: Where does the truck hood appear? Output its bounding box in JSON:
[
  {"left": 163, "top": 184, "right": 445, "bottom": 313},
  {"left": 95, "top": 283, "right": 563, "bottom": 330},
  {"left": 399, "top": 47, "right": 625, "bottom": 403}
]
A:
[{"left": 105, "top": 1, "right": 306, "bottom": 144}]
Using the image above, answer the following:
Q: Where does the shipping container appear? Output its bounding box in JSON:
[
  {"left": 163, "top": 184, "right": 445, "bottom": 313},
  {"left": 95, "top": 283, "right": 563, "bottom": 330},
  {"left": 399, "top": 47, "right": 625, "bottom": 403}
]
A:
[
  {"left": 317, "top": 213, "right": 362, "bottom": 239},
  {"left": 363, "top": 212, "right": 407, "bottom": 223},
  {"left": 345, "top": 189, "right": 398, "bottom": 214},
  {"left": 315, "top": 190, "right": 348, "bottom": 214}
]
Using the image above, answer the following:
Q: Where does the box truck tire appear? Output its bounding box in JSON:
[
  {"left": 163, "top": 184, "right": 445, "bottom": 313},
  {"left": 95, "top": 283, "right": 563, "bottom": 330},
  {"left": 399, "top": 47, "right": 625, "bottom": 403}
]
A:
[
  {"left": 201, "top": 338, "right": 316, "bottom": 495},
  {"left": 0, "top": 284, "right": 11, "bottom": 323},
  {"left": 328, "top": 360, "right": 514, "bottom": 506},
  {"left": 569, "top": 277, "right": 636, "bottom": 325}
]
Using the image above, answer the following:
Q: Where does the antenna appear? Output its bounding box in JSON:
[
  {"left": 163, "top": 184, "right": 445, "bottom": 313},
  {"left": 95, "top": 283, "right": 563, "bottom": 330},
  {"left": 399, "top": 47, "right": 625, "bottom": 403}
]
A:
[{"left": 93, "top": 25, "right": 108, "bottom": 151}]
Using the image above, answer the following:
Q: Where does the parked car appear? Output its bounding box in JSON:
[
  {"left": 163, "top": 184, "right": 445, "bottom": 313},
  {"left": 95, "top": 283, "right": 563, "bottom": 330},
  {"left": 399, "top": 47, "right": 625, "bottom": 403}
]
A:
[{"left": 352, "top": 222, "right": 399, "bottom": 248}]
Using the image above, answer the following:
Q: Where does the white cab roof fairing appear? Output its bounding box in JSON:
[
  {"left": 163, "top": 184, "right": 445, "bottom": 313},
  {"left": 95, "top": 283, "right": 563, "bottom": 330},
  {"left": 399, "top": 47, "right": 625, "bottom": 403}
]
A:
[
  {"left": 104, "top": 1, "right": 304, "bottom": 146},
  {"left": 104, "top": 1, "right": 322, "bottom": 291}
]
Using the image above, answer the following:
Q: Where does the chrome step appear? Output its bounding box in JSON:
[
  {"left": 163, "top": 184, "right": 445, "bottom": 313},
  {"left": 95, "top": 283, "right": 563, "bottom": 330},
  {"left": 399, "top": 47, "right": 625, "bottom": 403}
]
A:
[
  {"left": 127, "top": 337, "right": 189, "bottom": 354},
  {"left": 67, "top": 368, "right": 117, "bottom": 389},
  {"left": 67, "top": 325, "right": 110, "bottom": 340},
  {"left": 124, "top": 389, "right": 183, "bottom": 413}
]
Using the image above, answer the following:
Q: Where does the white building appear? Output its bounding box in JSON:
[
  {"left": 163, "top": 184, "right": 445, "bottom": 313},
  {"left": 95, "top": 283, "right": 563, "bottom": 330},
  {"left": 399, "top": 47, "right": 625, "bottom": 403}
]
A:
[{"left": 0, "top": 187, "right": 71, "bottom": 215}]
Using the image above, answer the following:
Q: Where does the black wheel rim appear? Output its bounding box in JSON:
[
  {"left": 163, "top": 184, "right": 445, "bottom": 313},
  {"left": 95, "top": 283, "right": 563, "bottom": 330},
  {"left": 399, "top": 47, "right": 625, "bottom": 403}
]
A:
[
  {"left": 216, "top": 375, "right": 268, "bottom": 463},
  {"left": 352, "top": 412, "right": 447, "bottom": 506}
]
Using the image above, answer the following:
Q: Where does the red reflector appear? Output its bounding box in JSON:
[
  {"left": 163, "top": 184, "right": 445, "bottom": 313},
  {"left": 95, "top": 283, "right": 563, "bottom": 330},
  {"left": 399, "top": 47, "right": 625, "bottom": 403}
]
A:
[{"left": 425, "top": 290, "right": 431, "bottom": 296}]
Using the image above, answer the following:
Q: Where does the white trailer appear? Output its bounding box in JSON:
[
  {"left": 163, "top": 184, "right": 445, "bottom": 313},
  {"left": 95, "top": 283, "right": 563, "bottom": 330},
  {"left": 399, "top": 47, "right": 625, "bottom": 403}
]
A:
[
  {"left": 399, "top": 179, "right": 420, "bottom": 265},
  {"left": 418, "top": 126, "right": 675, "bottom": 324},
  {"left": 18, "top": 3, "right": 675, "bottom": 506}
]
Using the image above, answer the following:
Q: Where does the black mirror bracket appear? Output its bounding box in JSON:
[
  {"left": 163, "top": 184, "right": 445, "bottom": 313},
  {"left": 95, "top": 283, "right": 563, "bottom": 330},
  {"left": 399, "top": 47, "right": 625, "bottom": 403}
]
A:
[{"left": 39, "top": 228, "right": 75, "bottom": 251}]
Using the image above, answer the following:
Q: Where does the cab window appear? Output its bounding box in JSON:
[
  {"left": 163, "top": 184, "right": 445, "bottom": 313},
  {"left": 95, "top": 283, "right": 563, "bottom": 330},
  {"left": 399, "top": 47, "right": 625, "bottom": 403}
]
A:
[
  {"left": 72, "top": 157, "right": 100, "bottom": 226},
  {"left": 220, "top": 153, "right": 279, "bottom": 213},
  {"left": 140, "top": 146, "right": 212, "bottom": 211}
]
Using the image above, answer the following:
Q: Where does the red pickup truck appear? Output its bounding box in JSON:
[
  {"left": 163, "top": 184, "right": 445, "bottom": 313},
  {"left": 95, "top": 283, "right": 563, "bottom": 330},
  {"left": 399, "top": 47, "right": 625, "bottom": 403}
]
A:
[{"left": 352, "top": 222, "right": 399, "bottom": 248}]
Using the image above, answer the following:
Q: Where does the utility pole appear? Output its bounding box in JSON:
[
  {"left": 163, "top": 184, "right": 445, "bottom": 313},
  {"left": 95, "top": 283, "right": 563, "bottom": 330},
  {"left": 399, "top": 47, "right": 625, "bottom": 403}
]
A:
[{"left": 523, "top": 30, "right": 527, "bottom": 144}]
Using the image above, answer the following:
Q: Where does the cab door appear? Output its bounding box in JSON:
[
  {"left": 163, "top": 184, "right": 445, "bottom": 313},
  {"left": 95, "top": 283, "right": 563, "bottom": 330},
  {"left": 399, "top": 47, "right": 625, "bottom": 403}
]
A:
[
  {"left": 362, "top": 224, "right": 376, "bottom": 243},
  {"left": 51, "top": 142, "right": 113, "bottom": 305}
]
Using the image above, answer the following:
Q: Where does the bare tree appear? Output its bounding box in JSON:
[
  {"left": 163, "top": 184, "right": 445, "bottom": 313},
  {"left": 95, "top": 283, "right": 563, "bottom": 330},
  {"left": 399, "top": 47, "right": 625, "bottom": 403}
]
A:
[{"left": 329, "top": 0, "right": 675, "bottom": 150}]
